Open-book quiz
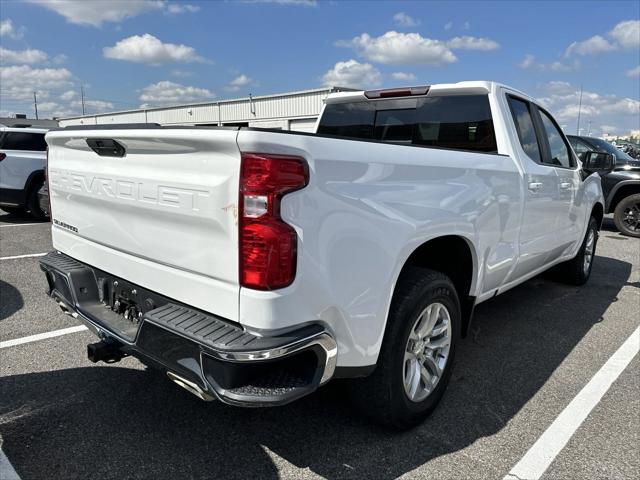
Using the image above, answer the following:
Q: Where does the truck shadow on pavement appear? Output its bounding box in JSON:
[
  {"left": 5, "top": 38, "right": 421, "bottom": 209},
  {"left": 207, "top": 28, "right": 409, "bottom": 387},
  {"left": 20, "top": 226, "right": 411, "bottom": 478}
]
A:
[
  {"left": 0, "top": 255, "right": 633, "bottom": 480},
  {"left": 0, "top": 281, "right": 23, "bottom": 321}
]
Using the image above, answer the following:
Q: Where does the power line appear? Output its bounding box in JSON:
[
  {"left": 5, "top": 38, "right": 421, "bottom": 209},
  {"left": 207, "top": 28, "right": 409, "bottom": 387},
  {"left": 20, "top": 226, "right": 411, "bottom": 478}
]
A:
[{"left": 33, "top": 91, "right": 38, "bottom": 119}]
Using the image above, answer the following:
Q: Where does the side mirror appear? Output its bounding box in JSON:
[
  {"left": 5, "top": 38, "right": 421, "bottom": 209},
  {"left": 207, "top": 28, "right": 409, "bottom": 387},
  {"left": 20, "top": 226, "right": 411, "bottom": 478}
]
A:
[{"left": 582, "top": 151, "right": 615, "bottom": 174}]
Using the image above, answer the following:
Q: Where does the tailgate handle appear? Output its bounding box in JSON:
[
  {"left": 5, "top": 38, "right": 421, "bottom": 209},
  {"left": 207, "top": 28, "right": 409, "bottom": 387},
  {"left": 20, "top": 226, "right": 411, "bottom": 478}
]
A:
[{"left": 86, "top": 138, "right": 126, "bottom": 157}]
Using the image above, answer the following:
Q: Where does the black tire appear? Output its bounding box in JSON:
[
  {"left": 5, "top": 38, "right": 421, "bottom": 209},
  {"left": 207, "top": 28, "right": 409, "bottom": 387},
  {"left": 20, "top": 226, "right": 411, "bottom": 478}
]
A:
[
  {"left": 348, "top": 267, "right": 460, "bottom": 430},
  {"left": 557, "top": 216, "right": 599, "bottom": 285},
  {"left": 613, "top": 193, "right": 640, "bottom": 238},
  {"left": 26, "top": 179, "right": 47, "bottom": 220},
  {"left": 0, "top": 205, "right": 26, "bottom": 215}
]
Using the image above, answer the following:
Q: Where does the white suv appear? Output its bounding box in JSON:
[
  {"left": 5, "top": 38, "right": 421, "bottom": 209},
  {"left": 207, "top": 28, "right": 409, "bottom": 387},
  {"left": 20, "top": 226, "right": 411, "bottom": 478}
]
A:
[{"left": 0, "top": 126, "right": 49, "bottom": 219}]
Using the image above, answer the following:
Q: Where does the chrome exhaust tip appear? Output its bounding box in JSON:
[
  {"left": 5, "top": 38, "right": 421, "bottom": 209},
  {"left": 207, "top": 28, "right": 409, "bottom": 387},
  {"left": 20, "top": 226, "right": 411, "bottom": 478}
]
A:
[{"left": 167, "top": 372, "right": 215, "bottom": 401}]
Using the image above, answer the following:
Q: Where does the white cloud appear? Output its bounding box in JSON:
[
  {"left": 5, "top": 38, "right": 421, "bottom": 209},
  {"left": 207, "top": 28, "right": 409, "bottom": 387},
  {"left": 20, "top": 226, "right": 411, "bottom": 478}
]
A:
[
  {"left": 0, "top": 19, "right": 13, "bottom": 36},
  {"left": 103, "top": 34, "right": 209, "bottom": 65},
  {"left": 321, "top": 59, "right": 381, "bottom": 89},
  {"left": 543, "top": 81, "right": 574, "bottom": 95},
  {"left": 626, "top": 65, "right": 640, "bottom": 78},
  {"left": 391, "top": 72, "right": 417, "bottom": 82},
  {"left": 60, "top": 90, "right": 77, "bottom": 101},
  {"left": 444, "top": 21, "right": 453, "bottom": 31},
  {"left": 519, "top": 54, "right": 578, "bottom": 72},
  {"left": 446, "top": 36, "right": 499, "bottom": 51},
  {"left": 165, "top": 3, "right": 200, "bottom": 14},
  {"left": 393, "top": 12, "right": 420, "bottom": 28},
  {"left": 564, "top": 35, "right": 616, "bottom": 56},
  {"left": 27, "top": 0, "right": 164, "bottom": 27},
  {"left": 139, "top": 80, "right": 215, "bottom": 107},
  {"left": 463, "top": 21, "right": 470, "bottom": 30},
  {"left": 0, "top": 47, "right": 49, "bottom": 64},
  {"left": 610, "top": 20, "right": 640, "bottom": 49},
  {"left": 52, "top": 54, "right": 68, "bottom": 64},
  {"left": 225, "top": 74, "right": 256, "bottom": 92},
  {"left": 337, "top": 31, "right": 500, "bottom": 65},
  {"left": 564, "top": 20, "right": 639, "bottom": 57},
  {"left": 0, "top": 19, "right": 24, "bottom": 39},
  {"left": 71, "top": 99, "right": 114, "bottom": 112},
  {"left": 337, "top": 31, "right": 457, "bottom": 65},
  {"left": 536, "top": 81, "right": 640, "bottom": 135},
  {"left": 0, "top": 65, "right": 73, "bottom": 101}
]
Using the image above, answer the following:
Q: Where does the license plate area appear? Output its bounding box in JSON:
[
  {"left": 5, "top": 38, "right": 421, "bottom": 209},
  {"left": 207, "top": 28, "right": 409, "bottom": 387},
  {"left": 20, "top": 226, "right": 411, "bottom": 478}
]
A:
[{"left": 78, "top": 270, "right": 170, "bottom": 342}]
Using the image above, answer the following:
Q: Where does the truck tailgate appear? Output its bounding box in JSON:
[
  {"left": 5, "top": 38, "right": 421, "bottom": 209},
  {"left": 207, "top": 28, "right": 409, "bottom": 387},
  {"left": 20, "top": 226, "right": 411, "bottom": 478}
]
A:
[{"left": 45, "top": 127, "right": 241, "bottom": 322}]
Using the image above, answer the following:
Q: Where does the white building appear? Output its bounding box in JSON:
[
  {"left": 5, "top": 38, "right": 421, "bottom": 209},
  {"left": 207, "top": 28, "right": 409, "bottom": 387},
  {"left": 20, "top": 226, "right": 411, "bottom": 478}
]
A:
[{"left": 58, "top": 86, "right": 355, "bottom": 131}]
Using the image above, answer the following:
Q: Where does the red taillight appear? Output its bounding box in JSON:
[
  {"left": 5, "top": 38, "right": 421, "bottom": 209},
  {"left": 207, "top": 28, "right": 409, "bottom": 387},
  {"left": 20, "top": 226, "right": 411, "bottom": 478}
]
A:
[
  {"left": 0, "top": 152, "right": 6, "bottom": 162},
  {"left": 239, "top": 152, "right": 309, "bottom": 290}
]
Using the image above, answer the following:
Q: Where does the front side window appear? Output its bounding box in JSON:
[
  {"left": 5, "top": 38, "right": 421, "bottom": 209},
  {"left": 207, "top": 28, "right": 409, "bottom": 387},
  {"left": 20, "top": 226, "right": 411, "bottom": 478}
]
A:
[
  {"left": 507, "top": 97, "right": 541, "bottom": 163},
  {"left": 568, "top": 138, "right": 591, "bottom": 161},
  {"left": 318, "top": 95, "right": 497, "bottom": 153},
  {"left": 538, "top": 110, "right": 572, "bottom": 168},
  {"left": 1, "top": 132, "right": 47, "bottom": 151}
]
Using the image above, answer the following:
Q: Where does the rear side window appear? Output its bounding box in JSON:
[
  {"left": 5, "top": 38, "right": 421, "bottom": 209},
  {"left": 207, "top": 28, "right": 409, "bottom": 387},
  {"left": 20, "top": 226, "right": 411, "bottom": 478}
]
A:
[
  {"left": 317, "top": 95, "right": 497, "bottom": 153},
  {"left": 507, "top": 97, "right": 542, "bottom": 163},
  {"left": 0, "top": 132, "right": 47, "bottom": 151}
]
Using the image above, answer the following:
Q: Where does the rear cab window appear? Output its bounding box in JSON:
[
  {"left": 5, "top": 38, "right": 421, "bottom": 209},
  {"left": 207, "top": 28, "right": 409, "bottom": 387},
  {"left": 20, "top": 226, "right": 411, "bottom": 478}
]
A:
[{"left": 317, "top": 94, "right": 498, "bottom": 154}]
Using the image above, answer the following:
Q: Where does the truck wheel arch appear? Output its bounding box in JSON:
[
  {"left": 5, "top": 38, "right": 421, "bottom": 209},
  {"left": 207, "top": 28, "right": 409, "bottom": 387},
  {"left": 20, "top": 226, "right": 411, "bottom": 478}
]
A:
[
  {"left": 387, "top": 235, "right": 478, "bottom": 340},
  {"left": 24, "top": 169, "right": 45, "bottom": 197},
  {"left": 607, "top": 182, "right": 640, "bottom": 214}
]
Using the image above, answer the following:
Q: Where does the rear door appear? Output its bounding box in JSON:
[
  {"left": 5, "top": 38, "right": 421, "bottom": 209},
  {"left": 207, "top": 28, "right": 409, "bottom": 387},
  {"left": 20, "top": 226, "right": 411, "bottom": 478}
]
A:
[
  {"left": 505, "top": 95, "right": 563, "bottom": 279},
  {"left": 0, "top": 130, "right": 47, "bottom": 190}
]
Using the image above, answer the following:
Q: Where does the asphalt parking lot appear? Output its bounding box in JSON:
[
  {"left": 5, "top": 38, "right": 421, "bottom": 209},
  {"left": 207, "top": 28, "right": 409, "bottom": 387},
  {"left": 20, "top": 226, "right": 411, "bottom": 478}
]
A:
[{"left": 0, "top": 210, "right": 638, "bottom": 480}]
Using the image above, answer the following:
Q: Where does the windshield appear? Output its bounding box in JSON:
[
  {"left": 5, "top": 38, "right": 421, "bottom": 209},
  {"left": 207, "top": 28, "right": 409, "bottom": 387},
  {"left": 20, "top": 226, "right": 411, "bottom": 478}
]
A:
[{"left": 587, "top": 137, "right": 635, "bottom": 163}]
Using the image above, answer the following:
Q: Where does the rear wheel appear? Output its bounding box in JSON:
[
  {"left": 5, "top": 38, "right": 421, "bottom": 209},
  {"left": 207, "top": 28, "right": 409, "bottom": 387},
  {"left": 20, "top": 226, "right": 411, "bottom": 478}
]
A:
[
  {"left": 613, "top": 193, "right": 640, "bottom": 238},
  {"left": 27, "top": 179, "right": 46, "bottom": 220},
  {"left": 348, "top": 267, "right": 460, "bottom": 430}
]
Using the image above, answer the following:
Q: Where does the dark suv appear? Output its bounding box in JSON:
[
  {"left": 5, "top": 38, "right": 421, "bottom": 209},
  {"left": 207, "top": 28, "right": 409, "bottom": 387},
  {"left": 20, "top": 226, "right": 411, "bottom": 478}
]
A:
[{"left": 568, "top": 135, "right": 640, "bottom": 237}]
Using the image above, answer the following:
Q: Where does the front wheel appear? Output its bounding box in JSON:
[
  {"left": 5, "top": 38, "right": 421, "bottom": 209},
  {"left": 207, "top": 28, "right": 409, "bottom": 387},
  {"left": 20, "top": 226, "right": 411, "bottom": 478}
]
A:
[
  {"left": 613, "top": 194, "right": 640, "bottom": 238},
  {"left": 348, "top": 267, "right": 460, "bottom": 430},
  {"left": 557, "top": 216, "right": 599, "bottom": 285}
]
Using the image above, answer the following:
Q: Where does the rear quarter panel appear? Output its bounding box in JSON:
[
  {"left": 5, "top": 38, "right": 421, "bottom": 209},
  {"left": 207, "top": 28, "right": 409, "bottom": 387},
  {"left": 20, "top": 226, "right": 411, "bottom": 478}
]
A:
[{"left": 237, "top": 130, "right": 523, "bottom": 367}]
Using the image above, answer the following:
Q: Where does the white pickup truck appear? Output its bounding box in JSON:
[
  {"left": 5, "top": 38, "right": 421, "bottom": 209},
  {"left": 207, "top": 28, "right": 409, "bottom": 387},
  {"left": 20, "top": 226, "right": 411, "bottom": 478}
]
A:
[{"left": 41, "top": 81, "right": 606, "bottom": 428}]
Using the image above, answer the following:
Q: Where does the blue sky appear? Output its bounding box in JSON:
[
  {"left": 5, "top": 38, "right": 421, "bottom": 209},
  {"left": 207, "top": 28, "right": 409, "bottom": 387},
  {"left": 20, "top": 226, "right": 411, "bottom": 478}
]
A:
[{"left": 1, "top": 0, "right": 638, "bottom": 136}]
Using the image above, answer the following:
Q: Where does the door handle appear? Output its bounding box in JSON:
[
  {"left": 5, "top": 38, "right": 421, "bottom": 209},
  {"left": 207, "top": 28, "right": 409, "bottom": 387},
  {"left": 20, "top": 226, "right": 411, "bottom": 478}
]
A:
[
  {"left": 560, "top": 182, "right": 572, "bottom": 190},
  {"left": 528, "top": 182, "right": 543, "bottom": 192}
]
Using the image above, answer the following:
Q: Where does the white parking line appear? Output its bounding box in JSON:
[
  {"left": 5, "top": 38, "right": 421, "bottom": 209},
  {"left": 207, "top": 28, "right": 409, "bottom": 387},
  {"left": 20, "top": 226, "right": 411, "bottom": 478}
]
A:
[
  {"left": 0, "top": 253, "right": 47, "bottom": 261},
  {"left": 504, "top": 326, "right": 640, "bottom": 480},
  {"left": 0, "top": 449, "right": 21, "bottom": 480},
  {"left": 0, "top": 223, "right": 45, "bottom": 228},
  {"left": 0, "top": 325, "right": 88, "bottom": 349}
]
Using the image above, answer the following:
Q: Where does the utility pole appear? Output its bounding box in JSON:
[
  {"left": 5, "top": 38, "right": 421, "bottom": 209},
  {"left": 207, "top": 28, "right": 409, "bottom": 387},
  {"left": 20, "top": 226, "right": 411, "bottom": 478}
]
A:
[
  {"left": 576, "top": 84, "right": 583, "bottom": 135},
  {"left": 33, "top": 91, "right": 39, "bottom": 119},
  {"left": 587, "top": 120, "right": 592, "bottom": 136},
  {"left": 81, "top": 85, "right": 85, "bottom": 115}
]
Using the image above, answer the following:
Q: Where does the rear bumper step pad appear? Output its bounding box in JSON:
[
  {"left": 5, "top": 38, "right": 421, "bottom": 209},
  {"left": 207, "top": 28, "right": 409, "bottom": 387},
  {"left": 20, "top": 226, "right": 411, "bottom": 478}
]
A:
[{"left": 40, "top": 251, "right": 337, "bottom": 406}]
